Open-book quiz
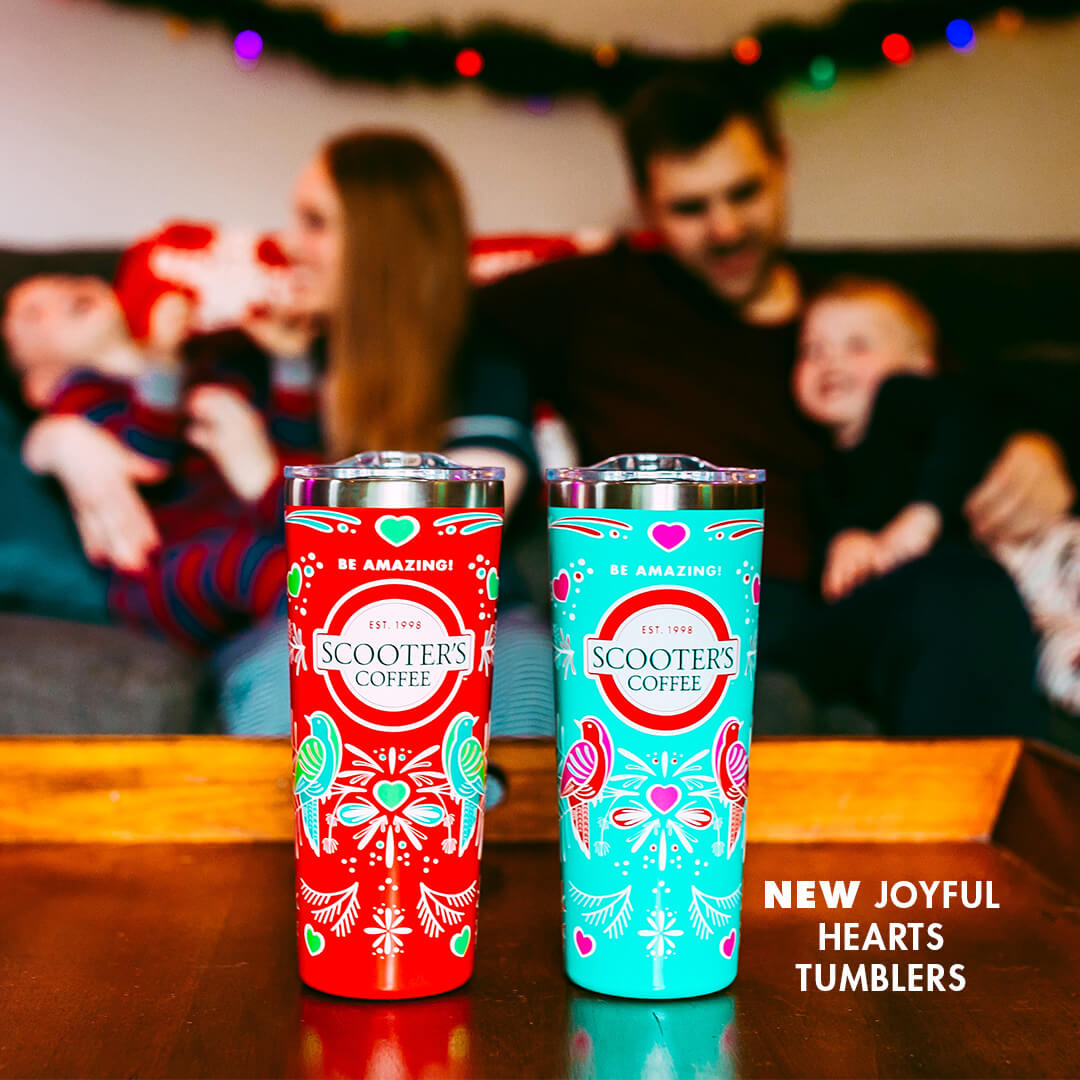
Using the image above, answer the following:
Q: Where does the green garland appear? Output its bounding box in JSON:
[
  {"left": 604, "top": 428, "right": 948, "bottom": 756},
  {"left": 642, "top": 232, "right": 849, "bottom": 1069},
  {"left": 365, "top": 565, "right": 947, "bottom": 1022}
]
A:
[{"left": 111, "top": 0, "right": 1079, "bottom": 107}]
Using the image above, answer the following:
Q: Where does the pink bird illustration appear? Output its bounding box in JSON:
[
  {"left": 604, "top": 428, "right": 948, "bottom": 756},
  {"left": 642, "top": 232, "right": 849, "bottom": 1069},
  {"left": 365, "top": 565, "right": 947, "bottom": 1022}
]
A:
[
  {"left": 713, "top": 717, "right": 749, "bottom": 858},
  {"left": 559, "top": 716, "right": 613, "bottom": 858}
]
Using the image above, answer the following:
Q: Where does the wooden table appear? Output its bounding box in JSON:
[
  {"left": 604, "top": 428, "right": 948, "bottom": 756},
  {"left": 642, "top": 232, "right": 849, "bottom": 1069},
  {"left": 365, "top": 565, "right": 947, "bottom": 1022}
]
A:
[{"left": 1, "top": 737, "right": 1078, "bottom": 1079}]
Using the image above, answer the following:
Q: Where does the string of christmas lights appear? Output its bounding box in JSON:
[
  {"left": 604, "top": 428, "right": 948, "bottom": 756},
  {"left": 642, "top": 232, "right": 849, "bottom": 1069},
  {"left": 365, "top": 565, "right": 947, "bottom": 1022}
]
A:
[{"left": 112, "top": 1, "right": 1076, "bottom": 107}]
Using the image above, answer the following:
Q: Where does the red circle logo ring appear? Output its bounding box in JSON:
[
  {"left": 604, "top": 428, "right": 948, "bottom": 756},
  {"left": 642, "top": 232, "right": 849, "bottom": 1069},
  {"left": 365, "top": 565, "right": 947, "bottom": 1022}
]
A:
[
  {"left": 314, "top": 579, "right": 475, "bottom": 731},
  {"left": 584, "top": 586, "right": 738, "bottom": 734}
]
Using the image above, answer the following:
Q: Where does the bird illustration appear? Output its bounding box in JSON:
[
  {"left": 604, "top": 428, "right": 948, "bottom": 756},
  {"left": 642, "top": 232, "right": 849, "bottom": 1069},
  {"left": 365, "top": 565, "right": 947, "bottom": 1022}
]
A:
[
  {"left": 442, "top": 711, "right": 486, "bottom": 853},
  {"left": 294, "top": 710, "right": 342, "bottom": 856},
  {"left": 712, "top": 717, "right": 749, "bottom": 858},
  {"left": 559, "top": 716, "right": 613, "bottom": 858}
]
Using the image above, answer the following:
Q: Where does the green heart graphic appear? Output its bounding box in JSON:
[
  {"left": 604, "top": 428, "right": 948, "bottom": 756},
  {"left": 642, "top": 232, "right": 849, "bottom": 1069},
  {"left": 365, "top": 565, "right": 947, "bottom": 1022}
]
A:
[
  {"left": 287, "top": 562, "right": 303, "bottom": 598},
  {"left": 486, "top": 568, "right": 499, "bottom": 600},
  {"left": 375, "top": 515, "right": 419, "bottom": 547},
  {"left": 373, "top": 779, "right": 410, "bottom": 811},
  {"left": 304, "top": 924, "right": 325, "bottom": 956},
  {"left": 450, "top": 925, "right": 471, "bottom": 957}
]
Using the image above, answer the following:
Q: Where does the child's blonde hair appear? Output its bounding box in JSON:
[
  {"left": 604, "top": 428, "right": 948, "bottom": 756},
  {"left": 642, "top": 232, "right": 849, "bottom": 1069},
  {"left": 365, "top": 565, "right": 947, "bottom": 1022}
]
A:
[{"left": 808, "top": 275, "right": 938, "bottom": 357}]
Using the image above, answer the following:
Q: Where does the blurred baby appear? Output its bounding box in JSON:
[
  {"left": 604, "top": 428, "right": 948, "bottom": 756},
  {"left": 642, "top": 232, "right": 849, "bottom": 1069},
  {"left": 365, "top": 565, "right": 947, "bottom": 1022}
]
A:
[
  {"left": 2, "top": 272, "right": 316, "bottom": 651},
  {"left": 792, "top": 275, "right": 1080, "bottom": 713},
  {"left": 2, "top": 273, "right": 193, "bottom": 406}
]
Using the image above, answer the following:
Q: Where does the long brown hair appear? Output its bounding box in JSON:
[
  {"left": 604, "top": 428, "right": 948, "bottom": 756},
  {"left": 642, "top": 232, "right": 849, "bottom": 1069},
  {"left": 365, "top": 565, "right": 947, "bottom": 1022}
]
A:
[{"left": 322, "top": 131, "right": 469, "bottom": 457}]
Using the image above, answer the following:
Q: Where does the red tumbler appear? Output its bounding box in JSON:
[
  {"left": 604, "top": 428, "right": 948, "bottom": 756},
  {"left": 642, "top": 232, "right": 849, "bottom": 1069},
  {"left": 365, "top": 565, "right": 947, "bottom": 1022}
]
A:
[{"left": 284, "top": 452, "right": 504, "bottom": 998}]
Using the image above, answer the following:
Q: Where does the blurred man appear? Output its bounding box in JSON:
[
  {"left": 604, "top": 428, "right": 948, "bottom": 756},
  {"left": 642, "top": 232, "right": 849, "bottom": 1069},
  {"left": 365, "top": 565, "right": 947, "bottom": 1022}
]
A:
[{"left": 480, "top": 73, "right": 1076, "bottom": 735}]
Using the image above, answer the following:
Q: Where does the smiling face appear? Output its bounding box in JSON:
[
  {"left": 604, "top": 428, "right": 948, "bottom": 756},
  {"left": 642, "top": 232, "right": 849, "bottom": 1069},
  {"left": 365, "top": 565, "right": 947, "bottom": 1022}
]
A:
[
  {"left": 283, "top": 155, "right": 344, "bottom": 318},
  {"left": 793, "top": 293, "right": 934, "bottom": 446},
  {"left": 641, "top": 116, "right": 788, "bottom": 308}
]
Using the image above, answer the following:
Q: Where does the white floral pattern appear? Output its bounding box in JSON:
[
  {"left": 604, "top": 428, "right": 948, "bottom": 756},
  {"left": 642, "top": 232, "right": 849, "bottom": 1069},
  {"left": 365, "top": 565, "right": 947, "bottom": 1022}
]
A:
[
  {"left": 326, "top": 744, "right": 456, "bottom": 868},
  {"left": 637, "top": 907, "right": 683, "bottom": 958},
  {"left": 364, "top": 905, "right": 413, "bottom": 955},
  {"left": 599, "top": 749, "right": 718, "bottom": 869}
]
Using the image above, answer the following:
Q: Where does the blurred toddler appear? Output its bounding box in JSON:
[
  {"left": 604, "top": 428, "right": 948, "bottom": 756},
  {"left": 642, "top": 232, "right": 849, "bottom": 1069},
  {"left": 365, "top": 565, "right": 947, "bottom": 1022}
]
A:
[{"left": 792, "top": 276, "right": 1080, "bottom": 713}]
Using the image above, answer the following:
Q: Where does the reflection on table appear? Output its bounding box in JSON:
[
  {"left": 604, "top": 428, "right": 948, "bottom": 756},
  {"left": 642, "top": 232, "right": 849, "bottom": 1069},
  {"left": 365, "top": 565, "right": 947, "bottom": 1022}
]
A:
[
  {"left": 567, "top": 990, "right": 736, "bottom": 1080},
  {"left": 300, "top": 990, "right": 473, "bottom": 1079}
]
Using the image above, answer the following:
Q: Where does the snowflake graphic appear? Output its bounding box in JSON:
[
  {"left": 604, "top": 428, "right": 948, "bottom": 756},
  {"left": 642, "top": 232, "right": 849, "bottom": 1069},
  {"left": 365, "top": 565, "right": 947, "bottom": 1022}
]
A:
[
  {"left": 744, "top": 630, "right": 758, "bottom": 679},
  {"left": 553, "top": 628, "right": 576, "bottom": 679},
  {"left": 364, "top": 905, "right": 413, "bottom": 956},
  {"left": 289, "top": 623, "right": 307, "bottom": 675},
  {"left": 479, "top": 623, "right": 496, "bottom": 676},
  {"left": 637, "top": 907, "right": 683, "bottom": 958},
  {"left": 326, "top": 745, "right": 456, "bottom": 868}
]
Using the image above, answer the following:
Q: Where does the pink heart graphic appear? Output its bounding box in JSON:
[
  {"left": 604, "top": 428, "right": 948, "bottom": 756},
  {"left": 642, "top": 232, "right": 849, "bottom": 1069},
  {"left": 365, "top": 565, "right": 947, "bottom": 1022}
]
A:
[
  {"left": 648, "top": 521, "right": 690, "bottom": 553},
  {"left": 573, "top": 928, "right": 596, "bottom": 957},
  {"left": 752, "top": 574, "right": 760, "bottom": 605},
  {"left": 721, "top": 929, "right": 737, "bottom": 959},
  {"left": 552, "top": 570, "right": 571, "bottom": 603},
  {"left": 647, "top": 784, "right": 681, "bottom": 814}
]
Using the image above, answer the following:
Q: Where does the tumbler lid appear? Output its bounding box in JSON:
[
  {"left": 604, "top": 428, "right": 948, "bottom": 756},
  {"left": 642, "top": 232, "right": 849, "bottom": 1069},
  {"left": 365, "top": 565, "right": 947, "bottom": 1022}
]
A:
[
  {"left": 285, "top": 451, "right": 504, "bottom": 482},
  {"left": 547, "top": 453, "right": 764, "bottom": 485}
]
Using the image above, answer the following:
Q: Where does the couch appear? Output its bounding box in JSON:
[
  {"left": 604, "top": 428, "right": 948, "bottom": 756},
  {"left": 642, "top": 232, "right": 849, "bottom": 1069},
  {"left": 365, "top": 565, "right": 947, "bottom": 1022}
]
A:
[{"left": 2, "top": 239, "right": 1078, "bottom": 743}]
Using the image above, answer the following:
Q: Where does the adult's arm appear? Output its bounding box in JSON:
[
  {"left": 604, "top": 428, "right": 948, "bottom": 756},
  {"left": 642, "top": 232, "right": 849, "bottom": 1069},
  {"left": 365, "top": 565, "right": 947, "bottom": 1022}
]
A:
[
  {"left": 443, "top": 324, "right": 541, "bottom": 517},
  {"left": 962, "top": 361, "right": 1079, "bottom": 544},
  {"left": 965, "top": 432, "right": 1075, "bottom": 544},
  {"left": 22, "top": 415, "right": 164, "bottom": 573}
]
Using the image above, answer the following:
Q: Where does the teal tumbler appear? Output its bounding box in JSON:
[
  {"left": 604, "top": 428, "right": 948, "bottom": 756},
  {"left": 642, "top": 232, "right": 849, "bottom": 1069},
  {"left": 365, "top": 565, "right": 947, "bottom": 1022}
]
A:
[{"left": 548, "top": 455, "right": 765, "bottom": 998}]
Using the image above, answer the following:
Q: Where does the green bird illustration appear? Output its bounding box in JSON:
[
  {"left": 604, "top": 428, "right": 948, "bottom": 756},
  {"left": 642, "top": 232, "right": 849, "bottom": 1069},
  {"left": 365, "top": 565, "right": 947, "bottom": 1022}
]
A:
[
  {"left": 294, "top": 710, "right": 342, "bottom": 855},
  {"left": 442, "top": 711, "right": 486, "bottom": 852}
]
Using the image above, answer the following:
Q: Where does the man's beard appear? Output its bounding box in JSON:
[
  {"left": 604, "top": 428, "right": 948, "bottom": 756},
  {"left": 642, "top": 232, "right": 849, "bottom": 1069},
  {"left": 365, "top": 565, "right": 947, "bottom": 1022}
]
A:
[{"left": 700, "top": 238, "right": 779, "bottom": 308}]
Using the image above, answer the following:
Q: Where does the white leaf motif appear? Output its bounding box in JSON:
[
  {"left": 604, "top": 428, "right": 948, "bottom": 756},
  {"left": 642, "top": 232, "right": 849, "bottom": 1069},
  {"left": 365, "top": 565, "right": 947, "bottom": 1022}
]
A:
[
  {"left": 687, "top": 885, "right": 741, "bottom": 938},
  {"left": 299, "top": 879, "right": 361, "bottom": 937},
  {"left": 567, "top": 882, "right": 634, "bottom": 938},
  {"left": 415, "top": 881, "right": 479, "bottom": 937}
]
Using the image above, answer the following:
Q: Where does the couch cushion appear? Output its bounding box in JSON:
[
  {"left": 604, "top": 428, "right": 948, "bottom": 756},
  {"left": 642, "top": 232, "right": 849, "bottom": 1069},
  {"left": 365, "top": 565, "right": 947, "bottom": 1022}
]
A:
[{"left": 0, "top": 614, "right": 205, "bottom": 734}]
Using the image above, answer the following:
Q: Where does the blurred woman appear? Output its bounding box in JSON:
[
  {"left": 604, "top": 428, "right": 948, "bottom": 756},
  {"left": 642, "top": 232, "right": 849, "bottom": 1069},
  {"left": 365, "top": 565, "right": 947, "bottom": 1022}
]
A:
[
  {"left": 180, "top": 130, "right": 532, "bottom": 516},
  {"left": 25, "top": 130, "right": 551, "bottom": 737}
]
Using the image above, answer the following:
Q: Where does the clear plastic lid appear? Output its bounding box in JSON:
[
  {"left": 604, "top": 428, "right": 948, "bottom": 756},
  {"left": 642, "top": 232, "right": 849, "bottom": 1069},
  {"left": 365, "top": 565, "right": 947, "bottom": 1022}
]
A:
[
  {"left": 547, "top": 454, "right": 765, "bottom": 485},
  {"left": 285, "top": 451, "right": 504, "bottom": 482}
]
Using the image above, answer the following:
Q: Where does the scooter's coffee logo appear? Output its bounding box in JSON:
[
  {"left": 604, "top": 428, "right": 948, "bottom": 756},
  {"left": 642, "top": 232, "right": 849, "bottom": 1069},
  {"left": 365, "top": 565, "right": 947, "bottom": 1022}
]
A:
[
  {"left": 584, "top": 586, "right": 739, "bottom": 733},
  {"left": 315, "top": 579, "right": 474, "bottom": 731}
]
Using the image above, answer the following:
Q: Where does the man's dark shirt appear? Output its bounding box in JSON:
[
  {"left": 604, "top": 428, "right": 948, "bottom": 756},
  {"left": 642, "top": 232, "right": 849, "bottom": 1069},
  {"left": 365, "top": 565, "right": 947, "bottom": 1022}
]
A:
[{"left": 477, "top": 241, "right": 827, "bottom": 583}]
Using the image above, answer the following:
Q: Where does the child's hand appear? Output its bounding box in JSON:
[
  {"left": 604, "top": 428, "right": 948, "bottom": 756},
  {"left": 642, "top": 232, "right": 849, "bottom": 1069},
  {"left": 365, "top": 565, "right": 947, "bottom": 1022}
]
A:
[
  {"left": 186, "top": 386, "right": 279, "bottom": 502},
  {"left": 822, "top": 529, "right": 880, "bottom": 602},
  {"left": 873, "top": 502, "right": 942, "bottom": 576}
]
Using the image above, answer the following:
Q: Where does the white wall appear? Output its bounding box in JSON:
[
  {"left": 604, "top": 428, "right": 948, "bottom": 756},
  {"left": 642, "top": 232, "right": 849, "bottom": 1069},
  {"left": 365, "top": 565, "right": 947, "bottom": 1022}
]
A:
[{"left": 1, "top": 0, "right": 1078, "bottom": 247}]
